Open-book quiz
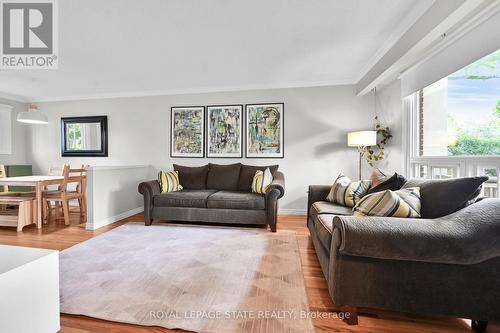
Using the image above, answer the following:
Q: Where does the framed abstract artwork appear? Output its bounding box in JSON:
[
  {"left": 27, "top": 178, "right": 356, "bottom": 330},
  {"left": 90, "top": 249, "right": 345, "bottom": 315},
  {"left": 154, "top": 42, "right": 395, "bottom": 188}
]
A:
[
  {"left": 170, "top": 106, "right": 205, "bottom": 158},
  {"left": 245, "top": 103, "right": 284, "bottom": 158},
  {"left": 206, "top": 105, "right": 243, "bottom": 158}
]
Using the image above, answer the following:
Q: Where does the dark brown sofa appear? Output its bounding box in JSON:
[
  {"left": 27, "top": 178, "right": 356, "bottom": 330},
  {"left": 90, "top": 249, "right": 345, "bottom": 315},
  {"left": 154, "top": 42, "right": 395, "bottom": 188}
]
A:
[{"left": 138, "top": 163, "right": 285, "bottom": 232}]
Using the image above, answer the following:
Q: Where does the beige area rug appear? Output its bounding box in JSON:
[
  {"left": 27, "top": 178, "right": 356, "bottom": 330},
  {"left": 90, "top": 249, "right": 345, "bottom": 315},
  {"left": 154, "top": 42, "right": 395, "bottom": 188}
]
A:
[{"left": 60, "top": 223, "right": 315, "bottom": 333}]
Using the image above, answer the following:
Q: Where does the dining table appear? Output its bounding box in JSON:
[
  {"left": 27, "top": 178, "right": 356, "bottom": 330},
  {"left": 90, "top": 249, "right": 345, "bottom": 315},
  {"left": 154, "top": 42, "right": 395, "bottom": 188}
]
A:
[{"left": 0, "top": 175, "right": 85, "bottom": 228}]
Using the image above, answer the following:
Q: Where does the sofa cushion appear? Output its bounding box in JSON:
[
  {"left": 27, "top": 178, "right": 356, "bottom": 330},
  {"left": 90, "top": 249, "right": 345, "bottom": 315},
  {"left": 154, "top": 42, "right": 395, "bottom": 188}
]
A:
[
  {"left": 173, "top": 164, "right": 209, "bottom": 190},
  {"left": 367, "top": 172, "right": 406, "bottom": 195},
  {"left": 310, "top": 201, "right": 353, "bottom": 221},
  {"left": 238, "top": 164, "right": 279, "bottom": 191},
  {"left": 153, "top": 190, "right": 217, "bottom": 208},
  {"left": 402, "top": 176, "right": 488, "bottom": 218},
  {"left": 207, "top": 163, "right": 242, "bottom": 191},
  {"left": 314, "top": 214, "right": 335, "bottom": 251},
  {"left": 207, "top": 191, "right": 265, "bottom": 210}
]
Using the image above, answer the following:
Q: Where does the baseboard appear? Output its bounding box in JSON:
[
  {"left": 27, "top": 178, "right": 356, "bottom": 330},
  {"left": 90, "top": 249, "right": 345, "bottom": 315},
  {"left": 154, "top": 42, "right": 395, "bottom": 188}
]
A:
[
  {"left": 279, "top": 208, "right": 306, "bottom": 215},
  {"left": 86, "top": 207, "right": 144, "bottom": 231}
]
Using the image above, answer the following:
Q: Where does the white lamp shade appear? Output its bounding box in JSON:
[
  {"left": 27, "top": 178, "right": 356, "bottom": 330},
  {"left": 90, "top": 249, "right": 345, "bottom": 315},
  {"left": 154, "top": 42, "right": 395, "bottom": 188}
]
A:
[
  {"left": 347, "top": 130, "right": 377, "bottom": 147},
  {"left": 16, "top": 111, "right": 48, "bottom": 124}
]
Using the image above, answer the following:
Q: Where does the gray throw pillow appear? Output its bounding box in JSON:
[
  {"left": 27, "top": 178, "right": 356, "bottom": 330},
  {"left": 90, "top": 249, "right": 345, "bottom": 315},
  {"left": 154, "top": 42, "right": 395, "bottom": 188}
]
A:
[
  {"left": 367, "top": 172, "right": 406, "bottom": 195},
  {"left": 402, "top": 176, "right": 488, "bottom": 218},
  {"left": 173, "top": 164, "right": 209, "bottom": 190},
  {"left": 207, "top": 163, "right": 242, "bottom": 191}
]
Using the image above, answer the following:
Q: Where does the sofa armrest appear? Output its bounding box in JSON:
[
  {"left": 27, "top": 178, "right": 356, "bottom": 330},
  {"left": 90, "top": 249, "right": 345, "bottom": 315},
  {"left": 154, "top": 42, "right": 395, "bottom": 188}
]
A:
[
  {"left": 138, "top": 180, "right": 161, "bottom": 224},
  {"left": 332, "top": 199, "right": 500, "bottom": 265},
  {"left": 308, "top": 185, "right": 331, "bottom": 205},
  {"left": 307, "top": 185, "right": 331, "bottom": 217},
  {"left": 267, "top": 171, "right": 285, "bottom": 199}
]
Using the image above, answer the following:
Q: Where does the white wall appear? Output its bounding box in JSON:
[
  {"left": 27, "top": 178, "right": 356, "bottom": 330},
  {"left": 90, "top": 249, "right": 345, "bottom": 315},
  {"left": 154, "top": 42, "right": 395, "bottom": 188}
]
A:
[
  {"left": 86, "top": 166, "right": 150, "bottom": 230},
  {"left": 0, "top": 98, "right": 29, "bottom": 165},
  {"left": 29, "top": 85, "right": 403, "bottom": 213},
  {"left": 375, "top": 80, "right": 405, "bottom": 175}
]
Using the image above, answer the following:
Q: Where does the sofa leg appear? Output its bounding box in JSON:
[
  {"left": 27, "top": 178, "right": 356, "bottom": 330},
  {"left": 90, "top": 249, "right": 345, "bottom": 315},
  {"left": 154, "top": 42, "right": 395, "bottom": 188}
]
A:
[
  {"left": 471, "top": 320, "right": 488, "bottom": 333},
  {"left": 270, "top": 224, "right": 277, "bottom": 232},
  {"left": 341, "top": 306, "right": 358, "bottom": 325}
]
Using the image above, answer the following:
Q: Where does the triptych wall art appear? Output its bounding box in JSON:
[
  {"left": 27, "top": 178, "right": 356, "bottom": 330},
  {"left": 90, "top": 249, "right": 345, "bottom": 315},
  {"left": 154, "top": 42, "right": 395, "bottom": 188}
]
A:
[{"left": 170, "top": 103, "right": 284, "bottom": 158}]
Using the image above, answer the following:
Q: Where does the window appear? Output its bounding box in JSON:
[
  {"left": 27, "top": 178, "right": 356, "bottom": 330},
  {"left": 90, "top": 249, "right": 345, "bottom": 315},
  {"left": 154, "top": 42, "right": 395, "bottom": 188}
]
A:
[
  {"left": 405, "top": 49, "right": 500, "bottom": 198},
  {"left": 419, "top": 49, "right": 500, "bottom": 157},
  {"left": 0, "top": 104, "right": 12, "bottom": 154}
]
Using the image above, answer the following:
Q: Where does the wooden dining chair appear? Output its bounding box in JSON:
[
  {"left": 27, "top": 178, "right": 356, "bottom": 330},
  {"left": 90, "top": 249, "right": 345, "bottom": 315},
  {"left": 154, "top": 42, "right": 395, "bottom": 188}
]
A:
[
  {"left": 0, "top": 165, "right": 7, "bottom": 211},
  {"left": 42, "top": 165, "right": 86, "bottom": 226},
  {"left": 44, "top": 165, "right": 65, "bottom": 220},
  {"left": 0, "top": 165, "right": 8, "bottom": 193},
  {"left": 70, "top": 165, "right": 87, "bottom": 222}
]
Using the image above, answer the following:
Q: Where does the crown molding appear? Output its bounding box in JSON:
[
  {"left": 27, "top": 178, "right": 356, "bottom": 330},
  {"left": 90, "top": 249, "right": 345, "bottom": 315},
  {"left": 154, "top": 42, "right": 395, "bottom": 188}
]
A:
[
  {"left": 0, "top": 91, "right": 29, "bottom": 103},
  {"left": 26, "top": 79, "right": 356, "bottom": 103}
]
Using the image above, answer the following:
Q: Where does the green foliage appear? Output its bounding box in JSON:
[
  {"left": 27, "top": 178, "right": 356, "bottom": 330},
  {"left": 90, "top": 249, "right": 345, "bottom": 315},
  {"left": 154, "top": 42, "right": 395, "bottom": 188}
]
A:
[{"left": 448, "top": 117, "right": 500, "bottom": 156}]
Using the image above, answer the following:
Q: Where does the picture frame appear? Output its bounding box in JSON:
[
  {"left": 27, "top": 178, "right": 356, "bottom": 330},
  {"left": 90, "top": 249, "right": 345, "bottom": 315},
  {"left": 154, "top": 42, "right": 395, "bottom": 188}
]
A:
[
  {"left": 245, "top": 103, "right": 284, "bottom": 158},
  {"left": 206, "top": 105, "right": 243, "bottom": 158},
  {"left": 170, "top": 106, "right": 205, "bottom": 158},
  {"left": 61, "top": 116, "right": 108, "bottom": 157}
]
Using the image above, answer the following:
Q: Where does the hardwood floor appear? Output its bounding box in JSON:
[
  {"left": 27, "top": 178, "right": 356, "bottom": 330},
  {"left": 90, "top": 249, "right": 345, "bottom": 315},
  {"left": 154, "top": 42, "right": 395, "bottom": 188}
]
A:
[{"left": 0, "top": 211, "right": 498, "bottom": 333}]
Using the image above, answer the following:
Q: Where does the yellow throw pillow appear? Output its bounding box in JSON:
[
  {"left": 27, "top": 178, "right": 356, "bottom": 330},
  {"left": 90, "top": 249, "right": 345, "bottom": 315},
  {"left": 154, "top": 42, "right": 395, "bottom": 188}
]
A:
[
  {"left": 158, "top": 170, "right": 183, "bottom": 193},
  {"left": 353, "top": 187, "right": 421, "bottom": 218},
  {"left": 252, "top": 168, "right": 273, "bottom": 194},
  {"left": 326, "top": 173, "right": 371, "bottom": 207}
]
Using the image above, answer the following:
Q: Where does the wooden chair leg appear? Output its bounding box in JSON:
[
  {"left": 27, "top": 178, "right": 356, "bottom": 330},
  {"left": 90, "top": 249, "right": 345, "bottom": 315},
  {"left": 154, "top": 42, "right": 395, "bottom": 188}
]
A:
[
  {"left": 82, "top": 195, "right": 87, "bottom": 216},
  {"left": 44, "top": 200, "right": 52, "bottom": 224},
  {"left": 54, "top": 202, "right": 60, "bottom": 219},
  {"left": 341, "top": 306, "right": 358, "bottom": 325},
  {"left": 78, "top": 198, "right": 83, "bottom": 219},
  {"left": 62, "top": 199, "right": 70, "bottom": 225},
  {"left": 44, "top": 201, "right": 50, "bottom": 223},
  {"left": 17, "top": 201, "right": 27, "bottom": 232},
  {"left": 32, "top": 199, "right": 37, "bottom": 227}
]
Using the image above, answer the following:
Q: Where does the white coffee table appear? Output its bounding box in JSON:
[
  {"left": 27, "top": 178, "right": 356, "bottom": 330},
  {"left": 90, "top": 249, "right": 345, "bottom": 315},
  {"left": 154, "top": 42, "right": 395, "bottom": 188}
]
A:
[{"left": 0, "top": 245, "right": 60, "bottom": 333}]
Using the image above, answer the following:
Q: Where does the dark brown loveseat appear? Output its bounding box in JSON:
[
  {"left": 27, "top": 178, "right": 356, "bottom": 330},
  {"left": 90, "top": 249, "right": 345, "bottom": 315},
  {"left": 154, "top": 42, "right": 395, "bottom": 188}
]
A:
[{"left": 138, "top": 163, "right": 285, "bottom": 232}]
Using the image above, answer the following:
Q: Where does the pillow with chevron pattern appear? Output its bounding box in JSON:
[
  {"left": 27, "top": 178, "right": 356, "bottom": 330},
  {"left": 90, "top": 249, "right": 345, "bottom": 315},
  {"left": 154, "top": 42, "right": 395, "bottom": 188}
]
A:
[
  {"left": 353, "top": 187, "right": 421, "bottom": 218},
  {"left": 158, "top": 170, "right": 183, "bottom": 193},
  {"left": 326, "top": 173, "right": 371, "bottom": 208}
]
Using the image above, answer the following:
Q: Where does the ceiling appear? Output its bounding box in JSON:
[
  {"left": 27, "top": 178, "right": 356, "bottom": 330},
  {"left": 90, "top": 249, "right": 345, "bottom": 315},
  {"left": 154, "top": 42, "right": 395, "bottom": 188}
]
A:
[{"left": 0, "top": 0, "right": 432, "bottom": 101}]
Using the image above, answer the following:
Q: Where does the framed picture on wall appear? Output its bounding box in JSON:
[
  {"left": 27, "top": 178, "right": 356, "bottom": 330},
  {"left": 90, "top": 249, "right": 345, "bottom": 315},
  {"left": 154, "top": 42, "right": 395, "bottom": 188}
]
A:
[
  {"left": 170, "top": 106, "right": 205, "bottom": 158},
  {"left": 206, "top": 105, "right": 243, "bottom": 158},
  {"left": 245, "top": 103, "right": 284, "bottom": 158}
]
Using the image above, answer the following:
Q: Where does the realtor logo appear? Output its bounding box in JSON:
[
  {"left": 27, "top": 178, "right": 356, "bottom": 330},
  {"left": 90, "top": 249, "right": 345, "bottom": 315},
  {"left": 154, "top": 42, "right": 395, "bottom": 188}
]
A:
[{"left": 1, "top": 0, "right": 58, "bottom": 69}]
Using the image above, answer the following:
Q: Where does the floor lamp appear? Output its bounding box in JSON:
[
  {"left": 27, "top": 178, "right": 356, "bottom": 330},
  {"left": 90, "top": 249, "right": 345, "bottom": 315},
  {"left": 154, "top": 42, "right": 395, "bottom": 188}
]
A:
[{"left": 348, "top": 131, "right": 377, "bottom": 180}]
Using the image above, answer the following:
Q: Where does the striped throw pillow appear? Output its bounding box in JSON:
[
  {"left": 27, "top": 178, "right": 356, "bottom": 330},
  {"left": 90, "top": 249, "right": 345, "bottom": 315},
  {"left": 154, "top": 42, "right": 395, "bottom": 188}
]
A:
[
  {"left": 251, "top": 168, "right": 273, "bottom": 194},
  {"left": 353, "top": 187, "right": 421, "bottom": 218},
  {"left": 158, "top": 170, "right": 183, "bottom": 193},
  {"left": 326, "top": 173, "right": 371, "bottom": 207}
]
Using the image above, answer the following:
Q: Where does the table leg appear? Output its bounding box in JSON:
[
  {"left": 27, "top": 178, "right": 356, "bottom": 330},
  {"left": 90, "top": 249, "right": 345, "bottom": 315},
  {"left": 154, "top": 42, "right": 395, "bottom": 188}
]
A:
[{"left": 36, "top": 183, "right": 42, "bottom": 228}]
